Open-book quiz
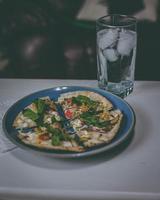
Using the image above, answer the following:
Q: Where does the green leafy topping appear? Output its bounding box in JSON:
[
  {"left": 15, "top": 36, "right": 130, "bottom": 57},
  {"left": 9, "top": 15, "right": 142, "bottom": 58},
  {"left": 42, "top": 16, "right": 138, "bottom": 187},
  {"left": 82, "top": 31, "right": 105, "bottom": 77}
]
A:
[
  {"left": 51, "top": 115, "right": 62, "bottom": 123},
  {"left": 52, "top": 133, "right": 60, "bottom": 146},
  {"left": 46, "top": 125, "right": 56, "bottom": 134},
  {"left": 46, "top": 126, "right": 71, "bottom": 146},
  {"left": 51, "top": 116, "right": 57, "bottom": 123},
  {"left": 36, "top": 115, "right": 44, "bottom": 126},
  {"left": 80, "top": 111, "right": 109, "bottom": 128},
  {"left": 72, "top": 95, "right": 89, "bottom": 105},
  {"left": 23, "top": 99, "right": 49, "bottom": 125},
  {"left": 23, "top": 109, "right": 39, "bottom": 121},
  {"left": 50, "top": 128, "right": 66, "bottom": 146},
  {"left": 34, "top": 99, "right": 46, "bottom": 114},
  {"left": 72, "top": 95, "right": 99, "bottom": 110}
]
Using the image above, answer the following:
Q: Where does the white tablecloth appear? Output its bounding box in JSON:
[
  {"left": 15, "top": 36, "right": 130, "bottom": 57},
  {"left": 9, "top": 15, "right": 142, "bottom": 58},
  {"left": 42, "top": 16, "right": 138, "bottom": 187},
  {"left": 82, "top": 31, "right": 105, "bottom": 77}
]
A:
[{"left": 0, "top": 79, "right": 160, "bottom": 200}]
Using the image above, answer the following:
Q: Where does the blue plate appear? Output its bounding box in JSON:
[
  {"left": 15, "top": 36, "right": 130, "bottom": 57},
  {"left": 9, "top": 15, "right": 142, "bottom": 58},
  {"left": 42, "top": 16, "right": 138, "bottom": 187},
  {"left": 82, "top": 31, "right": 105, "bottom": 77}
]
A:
[{"left": 3, "top": 86, "right": 135, "bottom": 158}]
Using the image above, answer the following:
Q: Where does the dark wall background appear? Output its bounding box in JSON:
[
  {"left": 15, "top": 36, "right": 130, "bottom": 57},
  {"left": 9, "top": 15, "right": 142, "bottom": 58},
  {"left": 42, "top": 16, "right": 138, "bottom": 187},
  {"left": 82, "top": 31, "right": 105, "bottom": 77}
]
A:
[{"left": 0, "top": 0, "right": 159, "bottom": 80}]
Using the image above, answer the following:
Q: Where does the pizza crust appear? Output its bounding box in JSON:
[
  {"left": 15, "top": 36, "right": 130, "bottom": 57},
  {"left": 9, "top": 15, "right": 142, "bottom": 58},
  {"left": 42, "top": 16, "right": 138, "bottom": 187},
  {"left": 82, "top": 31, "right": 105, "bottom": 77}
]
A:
[{"left": 19, "top": 137, "right": 85, "bottom": 152}]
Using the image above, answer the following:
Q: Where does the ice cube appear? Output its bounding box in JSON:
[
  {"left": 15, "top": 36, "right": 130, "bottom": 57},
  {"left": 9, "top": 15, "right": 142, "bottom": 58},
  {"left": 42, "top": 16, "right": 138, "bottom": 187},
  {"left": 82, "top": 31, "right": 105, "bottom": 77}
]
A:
[
  {"left": 103, "top": 49, "right": 119, "bottom": 62},
  {"left": 97, "top": 28, "right": 119, "bottom": 50},
  {"left": 117, "top": 30, "right": 136, "bottom": 56},
  {"left": 97, "top": 29, "right": 108, "bottom": 41},
  {"left": 99, "top": 51, "right": 106, "bottom": 70}
]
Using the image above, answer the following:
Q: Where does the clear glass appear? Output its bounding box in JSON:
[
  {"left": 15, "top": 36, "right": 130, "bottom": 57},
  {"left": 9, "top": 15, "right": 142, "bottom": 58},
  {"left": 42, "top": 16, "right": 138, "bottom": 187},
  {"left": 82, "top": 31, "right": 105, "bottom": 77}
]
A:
[{"left": 96, "top": 14, "right": 137, "bottom": 98}]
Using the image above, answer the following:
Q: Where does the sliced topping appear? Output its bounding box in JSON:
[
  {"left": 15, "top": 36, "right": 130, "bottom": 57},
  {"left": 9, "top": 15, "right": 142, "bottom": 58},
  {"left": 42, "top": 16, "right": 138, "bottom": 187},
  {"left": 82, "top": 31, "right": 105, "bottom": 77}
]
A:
[
  {"left": 66, "top": 98, "right": 72, "bottom": 105},
  {"left": 38, "top": 133, "right": 50, "bottom": 141},
  {"left": 65, "top": 109, "right": 73, "bottom": 119}
]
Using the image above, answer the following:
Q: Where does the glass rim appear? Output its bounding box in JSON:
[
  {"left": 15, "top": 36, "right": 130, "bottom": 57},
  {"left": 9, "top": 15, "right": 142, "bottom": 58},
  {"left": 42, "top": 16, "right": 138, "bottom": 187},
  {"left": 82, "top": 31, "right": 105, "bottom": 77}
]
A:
[{"left": 96, "top": 14, "right": 137, "bottom": 28}]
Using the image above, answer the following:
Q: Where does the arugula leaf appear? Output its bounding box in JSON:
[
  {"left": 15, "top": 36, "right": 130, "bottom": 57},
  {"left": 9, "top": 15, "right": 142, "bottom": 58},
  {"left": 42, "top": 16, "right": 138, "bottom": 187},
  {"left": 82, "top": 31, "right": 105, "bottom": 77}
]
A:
[
  {"left": 34, "top": 99, "right": 46, "bottom": 114},
  {"left": 36, "top": 115, "right": 44, "bottom": 126},
  {"left": 23, "top": 109, "right": 39, "bottom": 121},
  {"left": 89, "top": 101, "right": 99, "bottom": 110},
  {"left": 51, "top": 116, "right": 58, "bottom": 123},
  {"left": 52, "top": 133, "right": 60, "bottom": 146},
  {"left": 72, "top": 95, "right": 90, "bottom": 105},
  {"left": 24, "top": 98, "right": 47, "bottom": 126},
  {"left": 46, "top": 125, "right": 56, "bottom": 134},
  {"left": 72, "top": 95, "right": 99, "bottom": 111},
  {"left": 50, "top": 128, "right": 65, "bottom": 146},
  {"left": 80, "top": 111, "right": 109, "bottom": 128},
  {"left": 46, "top": 126, "right": 62, "bottom": 138},
  {"left": 81, "top": 115, "right": 97, "bottom": 126}
]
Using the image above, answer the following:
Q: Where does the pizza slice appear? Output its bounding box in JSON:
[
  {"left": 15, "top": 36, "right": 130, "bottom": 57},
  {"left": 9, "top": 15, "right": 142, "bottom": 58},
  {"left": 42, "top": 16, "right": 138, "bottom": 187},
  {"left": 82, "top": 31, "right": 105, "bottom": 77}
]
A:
[
  {"left": 58, "top": 91, "right": 113, "bottom": 120},
  {"left": 75, "top": 109, "right": 123, "bottom": 147},
  {"left": 58, "top": 91, "right": 123, "bottom": 148},
  {"left": 18, "top": 125, "right": 84, "bottom": 152},
  {"left": 13, "top": 97, "right": 59, "bottom": 129},
  {"left": 13, "top": 97, "right": 85, "bottom": 152}
]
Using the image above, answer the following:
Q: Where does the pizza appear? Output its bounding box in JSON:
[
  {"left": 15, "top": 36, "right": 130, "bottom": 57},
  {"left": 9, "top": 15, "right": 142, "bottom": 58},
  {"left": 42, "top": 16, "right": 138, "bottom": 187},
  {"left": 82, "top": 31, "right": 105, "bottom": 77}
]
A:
[{"left": 13, "top": 91, "right": 123, "bottom": 152}]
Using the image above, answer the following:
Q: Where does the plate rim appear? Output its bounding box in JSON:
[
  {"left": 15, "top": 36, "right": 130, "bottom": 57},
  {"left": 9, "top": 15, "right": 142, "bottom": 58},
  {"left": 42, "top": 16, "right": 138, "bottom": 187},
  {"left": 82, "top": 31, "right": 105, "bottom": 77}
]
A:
[{"left": 2, "top": 86, "right": 136, "bottom": 158}]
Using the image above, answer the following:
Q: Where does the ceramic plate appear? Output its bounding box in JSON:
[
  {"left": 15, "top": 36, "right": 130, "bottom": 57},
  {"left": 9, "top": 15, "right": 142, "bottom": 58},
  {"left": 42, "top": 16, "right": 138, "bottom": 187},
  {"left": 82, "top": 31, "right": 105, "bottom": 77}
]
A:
[{"left": 3, "top": 86, "right": 135, "bottom": 158}]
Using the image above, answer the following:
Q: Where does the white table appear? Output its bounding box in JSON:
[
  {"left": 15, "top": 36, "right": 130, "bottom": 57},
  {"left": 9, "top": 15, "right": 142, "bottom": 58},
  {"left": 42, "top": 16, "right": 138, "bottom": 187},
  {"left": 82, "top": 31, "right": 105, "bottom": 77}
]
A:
[{"left": 0, "top": 79, "right": 160, "bottom": 200}]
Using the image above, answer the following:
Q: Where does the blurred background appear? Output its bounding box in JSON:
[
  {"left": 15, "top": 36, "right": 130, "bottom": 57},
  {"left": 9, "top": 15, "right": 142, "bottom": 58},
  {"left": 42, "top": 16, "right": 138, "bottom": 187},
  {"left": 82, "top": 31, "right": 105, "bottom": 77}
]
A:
[{"left": 0, "top": 0, "right": 159, "bottom": 80}]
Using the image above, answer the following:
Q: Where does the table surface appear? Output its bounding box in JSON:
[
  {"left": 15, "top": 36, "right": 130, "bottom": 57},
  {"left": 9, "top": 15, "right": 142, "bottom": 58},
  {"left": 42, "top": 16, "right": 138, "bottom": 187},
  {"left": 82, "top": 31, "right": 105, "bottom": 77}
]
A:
[{"left": 0, "top": 79, "right": 160, "bottom": 200}]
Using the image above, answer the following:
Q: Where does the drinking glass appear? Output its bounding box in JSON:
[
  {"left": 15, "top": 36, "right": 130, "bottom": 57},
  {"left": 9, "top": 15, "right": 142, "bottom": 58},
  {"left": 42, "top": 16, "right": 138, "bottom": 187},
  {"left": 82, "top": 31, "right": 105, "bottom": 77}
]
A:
[{"left": 96, "top": 14, "right": 137, "bottom": 98}]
